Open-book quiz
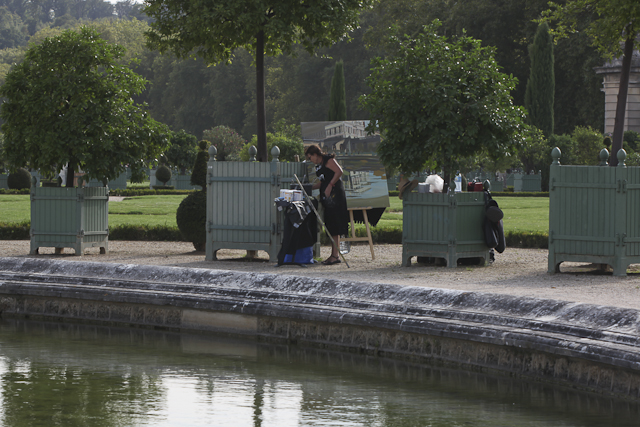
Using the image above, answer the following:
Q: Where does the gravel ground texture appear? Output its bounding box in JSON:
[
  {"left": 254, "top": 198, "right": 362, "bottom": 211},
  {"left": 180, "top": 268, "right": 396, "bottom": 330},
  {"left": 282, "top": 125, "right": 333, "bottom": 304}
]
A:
[{"left": 2, "top": 240, "right": 640, "bottom": 310}]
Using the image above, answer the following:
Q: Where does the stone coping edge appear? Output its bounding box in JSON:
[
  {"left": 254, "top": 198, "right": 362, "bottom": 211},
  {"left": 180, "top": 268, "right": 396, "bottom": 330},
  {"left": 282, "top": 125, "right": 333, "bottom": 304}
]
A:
[{"left": 1, "top": 256, "right": 639, "bottom": 374}]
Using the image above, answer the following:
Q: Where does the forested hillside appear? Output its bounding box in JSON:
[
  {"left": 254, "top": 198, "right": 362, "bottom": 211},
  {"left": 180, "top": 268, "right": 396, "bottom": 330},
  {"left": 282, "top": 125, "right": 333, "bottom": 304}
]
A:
[{"left": 0, "top": 0, "right": 605, "bottom": 141}]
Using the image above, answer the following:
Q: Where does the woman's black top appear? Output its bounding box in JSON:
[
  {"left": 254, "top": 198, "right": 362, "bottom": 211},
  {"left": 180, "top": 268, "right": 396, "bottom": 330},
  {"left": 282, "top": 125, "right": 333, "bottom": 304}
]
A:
[{"left": 315, "top": 154, "right": 349, "bottom": 236}]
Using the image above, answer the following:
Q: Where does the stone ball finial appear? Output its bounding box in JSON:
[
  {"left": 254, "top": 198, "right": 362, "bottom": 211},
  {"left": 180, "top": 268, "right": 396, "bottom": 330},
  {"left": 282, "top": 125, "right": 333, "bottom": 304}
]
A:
[
  {"left": 551, "top": 147, "right": 561, "bottom": 165},
  {"left": 617, "top": 148, "right": 627, "bottom": 167},
  {"left": 208, "top": 145, "right": 217, "bottom": 161},
  {"left": 599, "top": 148, "right": 609, "bottom": 166},
  {"left": 249, "top": 145, "right": 257, "bottom": 162},
  {"left": 271, "top": 145, "right": 280, "bottom": 162}
]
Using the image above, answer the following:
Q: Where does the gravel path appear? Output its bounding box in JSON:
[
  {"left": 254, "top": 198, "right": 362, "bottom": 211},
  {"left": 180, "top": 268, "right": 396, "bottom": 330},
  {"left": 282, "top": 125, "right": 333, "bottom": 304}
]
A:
[{"left": 2, "top": 240, "right": 640, "bottom": 310}]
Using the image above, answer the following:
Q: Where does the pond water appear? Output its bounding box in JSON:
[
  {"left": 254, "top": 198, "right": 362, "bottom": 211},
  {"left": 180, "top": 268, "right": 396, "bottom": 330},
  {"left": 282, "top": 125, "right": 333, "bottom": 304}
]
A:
[{"left": 0, "top": 319, "right": 637, "bottom": 427}]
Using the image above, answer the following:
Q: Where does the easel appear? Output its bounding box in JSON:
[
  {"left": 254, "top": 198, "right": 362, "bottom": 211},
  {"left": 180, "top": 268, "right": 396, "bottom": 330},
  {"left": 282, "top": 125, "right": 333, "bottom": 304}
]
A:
[{"left": 343, "top": 206, "right": 375, "bottom": 260}]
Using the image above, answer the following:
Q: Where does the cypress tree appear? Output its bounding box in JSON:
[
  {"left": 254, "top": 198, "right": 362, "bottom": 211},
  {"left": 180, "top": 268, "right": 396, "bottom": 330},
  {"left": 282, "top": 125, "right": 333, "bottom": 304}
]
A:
[
  {"left": 328, "top": 61, "right": 347, "bottom": 121},
  {"left": 525, "top": 22, "right": 555, "bottom": 138}
]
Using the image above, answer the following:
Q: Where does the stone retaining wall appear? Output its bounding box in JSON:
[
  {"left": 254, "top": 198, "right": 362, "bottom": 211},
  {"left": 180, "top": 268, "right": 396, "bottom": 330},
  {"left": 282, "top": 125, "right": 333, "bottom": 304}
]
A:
[{"left": 1, "top": 257, "right": 639, "bottom": 399}]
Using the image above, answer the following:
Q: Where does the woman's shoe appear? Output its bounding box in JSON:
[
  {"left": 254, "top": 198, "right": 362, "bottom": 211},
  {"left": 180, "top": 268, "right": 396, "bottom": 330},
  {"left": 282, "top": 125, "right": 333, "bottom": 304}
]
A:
[{"left": 321, "top": 255, "right": 341, "bottom": 265}]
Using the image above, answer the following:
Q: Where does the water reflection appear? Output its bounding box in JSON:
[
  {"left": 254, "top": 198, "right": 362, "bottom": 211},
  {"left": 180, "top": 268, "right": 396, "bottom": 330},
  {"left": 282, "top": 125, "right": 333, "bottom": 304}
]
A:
[{"left": 0, "top": 319, "right": 637, "bottom": 426}]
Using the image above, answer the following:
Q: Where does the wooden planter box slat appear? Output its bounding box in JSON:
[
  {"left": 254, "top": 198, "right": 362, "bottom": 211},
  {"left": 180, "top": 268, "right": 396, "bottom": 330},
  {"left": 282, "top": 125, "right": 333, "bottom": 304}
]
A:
[
  {"left": 87, "top": 172, "right": 127, "bottom": 189},
  {"left": 30, "top": 185, "right": 109, "bottom": 255},
  {"left": 171, "top": 174, "right": 199, "bottom": 190},
  {"left": 206, "top": 159, "right": 305, "bottom": 262},
  {"left": 402, "top": 191, "right": 490, "bottom": 267},
  {"left": 548, "top": 154, "right": 640, "bottom": 276},
  {"left": 514, "top": 173, "right": 542, "bottom": 192}
]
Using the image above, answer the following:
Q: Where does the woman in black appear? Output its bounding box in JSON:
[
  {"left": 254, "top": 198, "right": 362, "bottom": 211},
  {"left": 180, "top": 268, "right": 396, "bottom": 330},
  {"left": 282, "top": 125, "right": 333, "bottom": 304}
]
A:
[{"left": 305, "top": 144, "right": 349, "bottom": 265}]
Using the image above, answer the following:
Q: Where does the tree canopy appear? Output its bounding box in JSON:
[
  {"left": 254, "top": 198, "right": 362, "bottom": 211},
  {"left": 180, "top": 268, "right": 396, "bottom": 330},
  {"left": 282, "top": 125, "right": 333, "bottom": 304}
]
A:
[
  {"left": 143, "top": 0, "right": 373, "bottom": 162},
  {"left": 361, "top": 21, "right": 528, "bottom": 188},
  {"left": 542, "top": 0, "right": 640, "bottom": 164},
  {"left": 0, "top": 26, "right": 168, "bottom": 186},
  {"left": 164, "top": 130, "right": 198, "bottom": 174}
]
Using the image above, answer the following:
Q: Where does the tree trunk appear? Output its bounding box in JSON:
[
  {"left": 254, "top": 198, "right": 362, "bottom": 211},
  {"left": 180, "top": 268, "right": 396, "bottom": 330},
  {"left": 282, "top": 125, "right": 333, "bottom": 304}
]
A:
[
  {"left": 255, "top": 30, "right": 268, "bottom": 163},
  {"left": 65, "top": 162, "right": 75, "bottom": 187},
  {"left": 609, "top": 36, "right": 635, "bottom": 166},
  {"left": 442, "top": 165, "right": 450, "bottom": 193}
]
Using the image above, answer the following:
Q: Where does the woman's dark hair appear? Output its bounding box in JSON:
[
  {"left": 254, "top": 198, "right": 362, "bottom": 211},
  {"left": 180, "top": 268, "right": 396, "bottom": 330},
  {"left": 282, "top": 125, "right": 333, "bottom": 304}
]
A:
[
  {"left": 305, "top": 144, "right": 335, "bottom": 159},
  {"left": 304, "top": 144, "right": 322, "bottom": 157}
]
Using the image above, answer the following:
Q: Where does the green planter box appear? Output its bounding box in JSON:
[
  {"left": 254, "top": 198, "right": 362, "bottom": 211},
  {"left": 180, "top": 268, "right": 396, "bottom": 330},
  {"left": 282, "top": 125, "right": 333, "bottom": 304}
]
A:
[
  {"left": 205, "top": 146, "right": 306, "bottom": 262},
  {"left": 30, "top": 183, "right": 109, "bottom": 255},
  {"left": 490, "top": 180, "right": 504, "bottom": 192},
  {"left": 171, "top": 174, "right": 199, "bottom": 190},
  {"left": 87, "top": 172, "right": 128, "bottom": 189},
  {"left": 548, "top": 148, "right": 640, "bottom": 276},
  {"left": 514, "top": 173, "right": 541, "bottom": 192},
  {"left": 402, "top": 191, "right": 491, "bottom": 267}
]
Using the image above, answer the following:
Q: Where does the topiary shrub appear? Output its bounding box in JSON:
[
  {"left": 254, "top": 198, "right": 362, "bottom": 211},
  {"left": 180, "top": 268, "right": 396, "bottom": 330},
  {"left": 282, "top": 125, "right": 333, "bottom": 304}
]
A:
[
  {"left": 7, "top": 168, "right": 31, "bottom": 189},
  {"left": 190, "top": 141, "right": 209, "bottom": 189},
  {"left": 176, "top": 190, "right": 207, "bottom": 251},
  {"left": 155, "top": 164, "right": 172, "bottom": 185}
]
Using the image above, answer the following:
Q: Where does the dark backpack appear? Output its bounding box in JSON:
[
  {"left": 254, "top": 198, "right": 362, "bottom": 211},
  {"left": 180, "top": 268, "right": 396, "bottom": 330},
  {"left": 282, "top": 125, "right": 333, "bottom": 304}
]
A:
[{"left": 483, "top": 191, "right": 506, "bottom": 253}]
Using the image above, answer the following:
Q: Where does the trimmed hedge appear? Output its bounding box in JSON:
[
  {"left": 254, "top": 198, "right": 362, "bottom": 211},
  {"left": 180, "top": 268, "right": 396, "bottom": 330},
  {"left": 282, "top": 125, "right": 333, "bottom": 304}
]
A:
[
  {"left": 505, "top": 231, "right": 548, "bottom": 249},
  {"left": 0, "top": 220, "right": 549, "bottom": 249},
  {"left": 387, "top": 190, "right": 548, "bottom": 197},
  {"left": 109, "top": 224, "right": 183, "bottom": 241},
  {"left": 0, "top": 221, "right": 30, "bottom": 239},
  {"left": 0, "top": 188, "right": 30, "bottom": 195},
  {"left": 0, "top": 188, "right": 196, "bottom": 196},
  {"left": 110, "top": 189, "right": 195, "bottom": 196}
]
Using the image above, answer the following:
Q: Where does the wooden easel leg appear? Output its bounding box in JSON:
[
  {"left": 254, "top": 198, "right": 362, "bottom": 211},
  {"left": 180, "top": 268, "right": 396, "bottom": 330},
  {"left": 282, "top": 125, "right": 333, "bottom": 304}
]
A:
[
  {"left": 349, "top": 210, "right": 356, "bottom": 239},
  {"left": 362, "top": 209, "right": 375, "bottom": 260}
]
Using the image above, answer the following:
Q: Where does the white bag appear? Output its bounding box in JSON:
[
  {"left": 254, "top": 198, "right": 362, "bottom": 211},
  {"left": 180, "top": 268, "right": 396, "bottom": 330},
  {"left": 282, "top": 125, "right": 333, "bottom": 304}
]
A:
[{"left": 425, "top": 174, "right": 444, "bottom": 193}]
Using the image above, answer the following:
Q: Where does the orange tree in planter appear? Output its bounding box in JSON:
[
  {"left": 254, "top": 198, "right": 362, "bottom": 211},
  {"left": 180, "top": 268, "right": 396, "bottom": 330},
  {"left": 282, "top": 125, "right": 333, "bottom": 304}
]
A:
[
  {"left": 0, "top": 27, "right": 169, "bottom": 187},
  {"left": 361, "top": 20, "right": 531, "bottom": 191}
]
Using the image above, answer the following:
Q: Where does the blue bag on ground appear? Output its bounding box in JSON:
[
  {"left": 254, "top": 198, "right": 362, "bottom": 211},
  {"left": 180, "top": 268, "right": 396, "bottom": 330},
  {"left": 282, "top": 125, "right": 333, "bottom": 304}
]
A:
[{"left": 284, "top": 246, "right": 314, "bottom": 264}]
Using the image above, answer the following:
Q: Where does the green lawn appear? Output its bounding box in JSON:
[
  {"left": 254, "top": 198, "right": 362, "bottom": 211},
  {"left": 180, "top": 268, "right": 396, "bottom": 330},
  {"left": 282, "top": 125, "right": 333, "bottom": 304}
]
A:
[
  {"left": 0, "top": 194, "right": 550, "bottom": 234},
  {"left": 0, "top": 195, "right": 30, "bottom": 223},
  {"left": 108, "top": 195, "right": 188, "bottom": 227}
]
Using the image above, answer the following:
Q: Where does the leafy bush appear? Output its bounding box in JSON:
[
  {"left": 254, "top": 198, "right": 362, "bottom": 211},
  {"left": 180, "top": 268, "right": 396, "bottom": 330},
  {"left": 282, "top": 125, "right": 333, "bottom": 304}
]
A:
[
  {"left": 572, "top": 126, "right": 602, "bottom": 165},
  {"left": 155, "top": 164, "right": 172, "bottom": 185},
  {"left": 239, "top": 133, "right": 304, "bottom": 162},
  {"left": 202, "top": 125, "right": 245, "bottom": 161},
  {"left": 624, "top": 131, "right": 640, "bottom": 152},
  {"left": 165, "top": 130, "right": 197, "bottom": 174},
  {"left": 8, "top": 168, "right": 31, "bottom": 189},
  {"left": 176, "top": 190, "right": 207, "bottom": 251},
  {"left": 626, "top": 152, "right": 640, "bottom": 166},
  {"left": 548, "top": 134, "right": 577, "bottom": 165}
]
